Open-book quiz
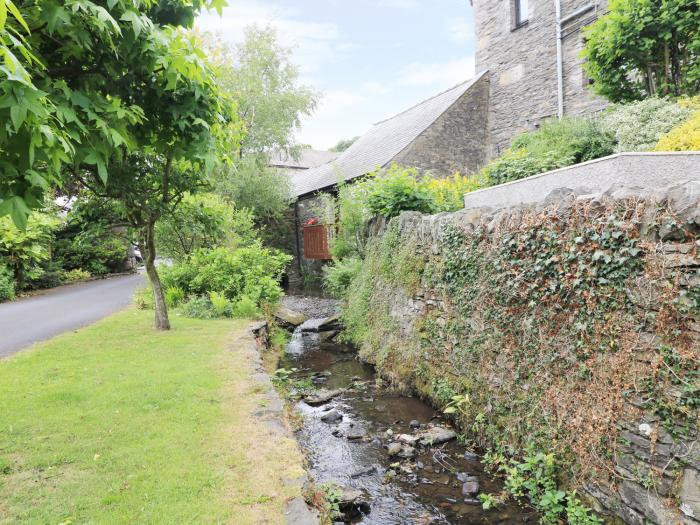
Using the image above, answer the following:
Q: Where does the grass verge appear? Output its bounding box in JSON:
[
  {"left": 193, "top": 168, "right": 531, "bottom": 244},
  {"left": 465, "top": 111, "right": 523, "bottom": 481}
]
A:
[{"left": 0, "top": 309, "right": 306, "bottom": 524}]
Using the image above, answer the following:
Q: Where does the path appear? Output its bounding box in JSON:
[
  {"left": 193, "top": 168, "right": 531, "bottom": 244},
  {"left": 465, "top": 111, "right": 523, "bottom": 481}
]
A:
[{"left": 0, "top": 273, "right": 144, "bottom": 358}]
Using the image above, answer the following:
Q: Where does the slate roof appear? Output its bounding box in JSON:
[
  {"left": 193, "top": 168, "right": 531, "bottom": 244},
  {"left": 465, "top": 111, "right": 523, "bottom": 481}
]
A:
[
  {"left": 269, "top": 149, "right": 339, "bottom": 170},
  {"left": 291, "top": 73, "right": 485, "bottom": 197}
]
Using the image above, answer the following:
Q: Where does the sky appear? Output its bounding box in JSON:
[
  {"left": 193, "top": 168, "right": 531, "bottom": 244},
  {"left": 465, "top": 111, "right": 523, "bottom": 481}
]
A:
[{"left": 196, "top": 0, "right": 477, "bottom": 151}]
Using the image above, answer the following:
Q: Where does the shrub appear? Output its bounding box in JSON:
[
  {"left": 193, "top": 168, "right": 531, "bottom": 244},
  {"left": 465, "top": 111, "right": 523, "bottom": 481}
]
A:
[
  {"left": 209, "top": 291, "right": 231, "bottom": 317},
  {"left": 133, "top": 286, "right": 154, "bottom": 310},
  {"left": 601, "top": 98, "right": 693, "bottom": 152},
  {"left": 231, "top": 295, "right": 259, "bottom": 319},
  {"left": 365, "top": 164, "right": 436, "bottom": 219},
  {"left": 165, "top": 286, "right": 186, "bottom": 308},
  {"left": 156, "top": 193, "right": 257, "bottom": 262},
  {"left": 180, "top": 296, "right": 216, "bottom": 319},
  {"left": 0, "top": 265, "right": 15, "bottom": 302},
  {"left": 0, "top": 212, "right": 59, "bottom": 289},
  {"left": 655, "top": 110, "right": 700, "bottom": 151},
  {"left": 481, "top": 149, "right": 566, "bottom": 186},
  {"left": 62, "top": 268, "right": 91, "bottom": 283},
  {"left": 426, "top": 172, "right": 490, "bottom": 212},
  {"left": 323, "top": 258, "right": 363, "bottom": 298},
  {"left": 53, "top": 196, "right": 129, "bottom": 276},
  {"left": 511, "top": 117, "right": 615, "bottom": 164},
  {"left": 160, "top": 243, "right": 290, "bottom": 309}
]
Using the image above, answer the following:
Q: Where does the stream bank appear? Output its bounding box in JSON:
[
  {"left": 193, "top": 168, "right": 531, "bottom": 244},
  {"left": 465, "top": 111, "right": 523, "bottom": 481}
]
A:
[{"left": 270, "top": 304, "right": 538, "bottom": 525}]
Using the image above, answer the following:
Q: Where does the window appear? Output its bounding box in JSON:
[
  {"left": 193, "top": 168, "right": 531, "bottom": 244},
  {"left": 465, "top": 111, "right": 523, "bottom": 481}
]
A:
[{"left": 514, "top": 0, "right": 528, "bottom": 27}]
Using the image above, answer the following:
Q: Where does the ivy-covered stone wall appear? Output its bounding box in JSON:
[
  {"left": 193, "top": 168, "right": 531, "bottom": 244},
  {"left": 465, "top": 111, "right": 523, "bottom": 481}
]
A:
[{"left": 342, "top": 181, "right": 699, "bottom": 524}]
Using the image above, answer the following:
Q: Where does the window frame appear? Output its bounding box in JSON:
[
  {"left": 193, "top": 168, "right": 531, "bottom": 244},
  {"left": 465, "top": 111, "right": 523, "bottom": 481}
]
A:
[{"left": 513, "top": 0, "right": 529, "bottom": 29}]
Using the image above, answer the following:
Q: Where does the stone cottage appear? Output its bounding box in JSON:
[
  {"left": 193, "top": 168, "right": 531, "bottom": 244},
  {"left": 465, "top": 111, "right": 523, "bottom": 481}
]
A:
[{"left": 288, "top": 0, "right": 610, "bottom": 278}]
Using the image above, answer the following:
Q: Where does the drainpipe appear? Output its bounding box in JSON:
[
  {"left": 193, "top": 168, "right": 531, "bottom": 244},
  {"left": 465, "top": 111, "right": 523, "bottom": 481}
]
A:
[{"left": 555, "top": 0, "right": 564, "bottom": 119}]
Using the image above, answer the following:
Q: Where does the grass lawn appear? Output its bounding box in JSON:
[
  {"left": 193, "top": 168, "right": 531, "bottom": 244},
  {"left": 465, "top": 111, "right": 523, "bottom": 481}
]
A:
[{"left": 0, "top": 309, "right": 306, "bottom": 525}]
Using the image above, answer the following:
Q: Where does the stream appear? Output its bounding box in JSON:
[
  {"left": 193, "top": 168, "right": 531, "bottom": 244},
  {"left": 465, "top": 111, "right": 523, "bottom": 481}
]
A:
[{"left": 279, "top": 319, "right": 539, "bottom": 525}]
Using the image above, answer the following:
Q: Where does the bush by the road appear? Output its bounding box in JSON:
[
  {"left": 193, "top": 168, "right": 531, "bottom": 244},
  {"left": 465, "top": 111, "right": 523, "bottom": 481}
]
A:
[
  {"left": 160, "top": 243, "right": 291, "bottom": 317},
  {"left": 0, "top": 265, "right": 15, "bottom": 302}
]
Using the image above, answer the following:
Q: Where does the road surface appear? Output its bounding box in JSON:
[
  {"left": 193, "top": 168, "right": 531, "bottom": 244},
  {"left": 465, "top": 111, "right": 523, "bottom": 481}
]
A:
[{"left": 0, "top": 273, "right": 145, "bottom": 359}]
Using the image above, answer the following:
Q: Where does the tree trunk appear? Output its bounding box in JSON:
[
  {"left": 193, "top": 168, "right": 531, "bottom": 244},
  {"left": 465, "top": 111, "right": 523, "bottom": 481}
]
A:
[{"left": 141, "top": 217, "right": 170, "bottom": 331}]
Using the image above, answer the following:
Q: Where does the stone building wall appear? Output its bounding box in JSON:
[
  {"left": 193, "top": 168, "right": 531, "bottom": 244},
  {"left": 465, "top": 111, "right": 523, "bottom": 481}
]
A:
[
  {"left": 473, "top": 0, "right": 609, "bottom": 155},
  {"left": 393, "top": 73, "right": 492, "bottom": 174},
  {"left": 289, "top": 192, "right": 335, "bottom": 291}
]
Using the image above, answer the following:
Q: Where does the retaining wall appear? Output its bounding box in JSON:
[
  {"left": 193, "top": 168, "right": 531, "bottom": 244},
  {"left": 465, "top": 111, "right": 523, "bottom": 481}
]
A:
[
  {"left": 350, "top": 178, "right": 700, "bottom": 525},
  {"left": 464, "top": 152, "right": 700, "bottom": 210}
]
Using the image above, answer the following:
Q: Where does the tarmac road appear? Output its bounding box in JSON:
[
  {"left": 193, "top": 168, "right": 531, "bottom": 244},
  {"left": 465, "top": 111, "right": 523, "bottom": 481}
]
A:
[{"left": 0, "top": 273, "right": 145, "bottom": 359}]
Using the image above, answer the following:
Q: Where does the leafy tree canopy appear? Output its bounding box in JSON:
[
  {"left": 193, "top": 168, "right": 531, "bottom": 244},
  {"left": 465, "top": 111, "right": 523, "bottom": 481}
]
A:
[
  {"left": 582, "top": 0, "right": 700, "bottom": 102},
  {"left": 207, "top": 25, "right": 319, "bottom": 156},
  {"left": 0, "top": 0, "right": 230, "bottom": 228}
]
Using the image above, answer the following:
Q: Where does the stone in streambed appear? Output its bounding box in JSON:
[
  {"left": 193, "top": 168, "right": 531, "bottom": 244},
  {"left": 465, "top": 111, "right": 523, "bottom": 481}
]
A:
[
  {"left": 338, "top": 487, "right": 371, "bottom": 518},
  {"left": 387, "top": 442, "right": 403, "bottom": 456},
  {"left": 321, "top": 409, "right": 342, "bottom": 423},
  {"left": 461, "top": 476, "right": 480, "bottom": 496},
  {"left": 416, "top": 425, "right": 457, "bottom": 446},
  {"left": 273, "top": 306, "right": 307, "bottom": 328},
  {"left": 302, "top": 388, "right": 345, "bottom": 406}
]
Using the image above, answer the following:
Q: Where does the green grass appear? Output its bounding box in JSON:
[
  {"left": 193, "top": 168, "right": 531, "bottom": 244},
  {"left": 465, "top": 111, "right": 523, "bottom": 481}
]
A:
[{"left": 0, "top": 309, "right": 245, "bottom": 525}]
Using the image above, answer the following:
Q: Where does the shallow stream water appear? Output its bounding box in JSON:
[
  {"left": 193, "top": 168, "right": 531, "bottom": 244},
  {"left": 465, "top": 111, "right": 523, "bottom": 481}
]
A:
[{"left": 280, "top": 322, "right": 538, "bottom": 525}]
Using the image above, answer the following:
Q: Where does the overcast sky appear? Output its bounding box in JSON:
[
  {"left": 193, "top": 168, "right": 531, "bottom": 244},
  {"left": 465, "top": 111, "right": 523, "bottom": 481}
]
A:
[{"left": 196, "top": 0, "right": 476, "bottom": 150}]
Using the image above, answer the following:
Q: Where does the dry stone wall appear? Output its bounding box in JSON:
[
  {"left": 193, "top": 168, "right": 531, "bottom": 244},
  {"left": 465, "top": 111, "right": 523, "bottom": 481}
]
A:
[{"left": 348, "top": 181, "right": 700, "bottom": 524}]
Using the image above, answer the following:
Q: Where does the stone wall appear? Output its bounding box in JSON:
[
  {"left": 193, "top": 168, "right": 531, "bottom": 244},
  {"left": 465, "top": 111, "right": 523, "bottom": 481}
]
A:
[
  {"left": 463, "top": 152, "right": 700, "bottom": 210},
  {"left": 393, "top": 73, "right": 491, "bottom": 175},
  {"left": 473, "top": 0, "right": 608, "bottom": 155},
  {"left": 345, "top": 180, "right": 700, "bottom": 524}
]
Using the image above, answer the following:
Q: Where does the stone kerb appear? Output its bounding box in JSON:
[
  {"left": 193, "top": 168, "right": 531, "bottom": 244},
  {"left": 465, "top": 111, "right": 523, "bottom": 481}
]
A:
[{"left": 463, "top": 152, "right": 700, "bottom": 211}]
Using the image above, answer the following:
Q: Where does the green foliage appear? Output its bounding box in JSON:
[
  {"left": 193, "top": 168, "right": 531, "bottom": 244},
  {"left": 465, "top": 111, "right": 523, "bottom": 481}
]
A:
[
  {"left": 0, "top": 0, "right": 231, "bottom": 227},
  {"left": 330, "top": 181, "right": 373, "bottom": 259},
  {"left": 209, "top": 291, "right": 230, "bottom": 317},
  {"left": 425, "top": 172, "right": 489, "bottom": 213},
  {"left": 322, "top": 258, "right": 363, "bottom": 298},
  {"left": 231, "top": 295, "right": 259, "bottom": 319},
  {"left": 165, "top": 286, "right": 186, "bottom": 309},
  {"left": 214, "top": 156, "right": 293, "bottom": 222},
  {"left": 62, "top": 268, "right": 91, "bottom": 283},
  {"left": 53, "top": 197, "right": 128, "bottom": 276},
  {"left": 655, "top": 108, "right": 700, "bottom": 151},
  {"left": 601, "top": 98, "right": 694, "bottom": 151},
  {"left": 0, "top": 264, "right": 15, "bottom": 301},
  {"left": 208, "top": 25, "right": 319, "bottom": 156},
  {"left": 180, "top": 295, "right": 217, "bottom": 319},
  {"left": 365, "top": 165, "right": 436, "bottom": 219},
  {"left": 511, "top": 117, "right": 616, "bottom": 164},
  {"left": 480, "top": 149, "right": 566, "bottom": 186},
  {"left": 156, "top": 193, "right": 256, "bottom": 262},
  {"left": 582, "top": 0, "right": 700, "bottom": 102},
  {"left": 133, "top": 286, "right": 154, "bottom": 310},
  {"left": 160, "top": 243, "right": 290, "bottom": 309},
  {"left": 480, "top": 117, "right": 615, "bottom": 186},
  {"left": 0, "top": 210, "right": 59, "bottom": 288},
  {"left": 491, "top": 450, "right": 601, "bottom": 525}
]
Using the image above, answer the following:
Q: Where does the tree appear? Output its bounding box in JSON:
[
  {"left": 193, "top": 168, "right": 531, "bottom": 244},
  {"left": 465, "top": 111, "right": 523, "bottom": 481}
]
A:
[
  {"left": 582, "top": 0, "right": 700, "bottom": 102},
  {"left": 0, "top": 1, "right": 236, "bottom": 329},
  {"left": 330, "top": 136, "right": 359, "bottom": 152},
  {"left": 156, "top": 192, "right": 256, "bottom": 262},
  {"left": 214, "top": 156, "right": 292, "bottom": 222},
  {"left": 208, "top": 25, "right": 319, "bottom": 157}
]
